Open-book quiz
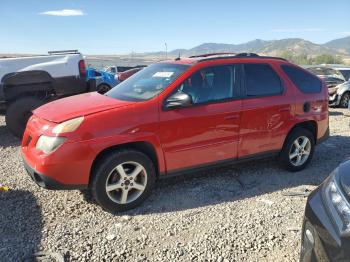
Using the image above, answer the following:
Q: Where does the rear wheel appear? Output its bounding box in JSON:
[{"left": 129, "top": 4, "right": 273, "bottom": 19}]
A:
[
  {"left": 340, "top": 92, "right": 350, "bottom": 108},
  {"left": 279, "top": 128, "right": 315, "bottom": 172},
  {"left": 91, "top": 149, "right": 156, "bottom": 213},
  {"left": 97, "top": 84, "right": 111, "bottom": 94},
  {"left": 5, "top": 96, "right": 46, "bottom": 138}
]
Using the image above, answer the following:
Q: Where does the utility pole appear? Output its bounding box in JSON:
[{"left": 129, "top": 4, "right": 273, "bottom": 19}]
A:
[
  {"left": 165, "top": 43, "right": 168, "bottom": 60},
  {"left": 130, "top": 50, "right": 134, "bottom": 66}
]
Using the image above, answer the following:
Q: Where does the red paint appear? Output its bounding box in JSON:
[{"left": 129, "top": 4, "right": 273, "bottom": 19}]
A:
[{"left": 22, "top": 57, "right": 329, "bottom": 187}]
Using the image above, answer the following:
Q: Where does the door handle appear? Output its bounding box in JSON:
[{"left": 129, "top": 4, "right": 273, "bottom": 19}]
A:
[
  {"left": 278, "top": 107, "right": 290, "bottom": 113},
  {"left": 224, "top": 115, "right": 240, "bottom": 120}
]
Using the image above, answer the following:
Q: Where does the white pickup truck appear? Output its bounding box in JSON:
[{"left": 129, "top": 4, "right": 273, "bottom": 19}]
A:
[{"left": 0, "top": 50, "right": 88, "bottom": 137}]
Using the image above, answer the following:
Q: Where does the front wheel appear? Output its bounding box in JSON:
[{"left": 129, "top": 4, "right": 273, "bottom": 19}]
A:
[
  {"left": 91, "top": 149, "right": 156, "bottom": 213},
  {"left": 97, "top": 84, "right": 111, "bottom": 94},
  {"left": 279, "top": 128, "right": 315, "bottom": 172},
  {"left": 340, "top": 92, "right": 350, "bottom": 108}
]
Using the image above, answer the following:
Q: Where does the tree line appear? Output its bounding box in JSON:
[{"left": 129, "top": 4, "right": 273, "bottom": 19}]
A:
[{"left": 279, "top": 51, "right": 344, "bottom": 65}]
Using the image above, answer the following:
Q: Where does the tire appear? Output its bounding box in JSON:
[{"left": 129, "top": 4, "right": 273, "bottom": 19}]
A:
[
  {"left": 97, "top": 84, "right": 111, "bottom": 94},
  {"left": 279, "top": 128, "right": 315, "bottom": 172},
  {"left": 5, "top": 96, "right": 46, "bottom": 138},
  {"left": 91, "top": 149, "right": 156, "bottom": 213},
  {"left": 340, "top": 92, "right": 350, "bottom": 108}
]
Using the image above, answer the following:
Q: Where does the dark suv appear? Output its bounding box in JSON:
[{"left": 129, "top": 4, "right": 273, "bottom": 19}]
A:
[{"left": 22, "top": 53, "right": 329, "bottom": 212}]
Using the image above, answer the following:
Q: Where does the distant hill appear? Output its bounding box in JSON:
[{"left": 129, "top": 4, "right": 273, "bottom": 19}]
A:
[
  {"left": 323, "top": 36, "right": 350, "bottom": 54},
  {"left": 147, "top": 36, "right": 350, "bottom": 57}
]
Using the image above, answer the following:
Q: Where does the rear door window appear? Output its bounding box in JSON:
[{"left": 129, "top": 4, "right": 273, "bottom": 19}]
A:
[
  {"left": 243, "top": 64, "right": 283, "bottom": 97},
  {"left": 282, "top": 65, "right": 322, "bottom": 93}
]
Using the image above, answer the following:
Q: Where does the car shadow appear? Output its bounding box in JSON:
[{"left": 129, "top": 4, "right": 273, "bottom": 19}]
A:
[
  {"left": 329, "top": 110, "right": 343, "bottom": 116},
  {"left": 0, "top": 125, "right": 20, "bottom": 148},
  {"left": 0, "top": 189, "right": 42, "bottom": 261},
  {"left": 123, "top": 134, "right": 350, "bottom": 216}
]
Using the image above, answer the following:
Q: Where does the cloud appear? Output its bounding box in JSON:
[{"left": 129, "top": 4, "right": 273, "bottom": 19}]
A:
[
  {"left": 271, "top": 28, "right": 324, "bottom": 33},
  {"left": 336, "top": 31, "right": 350, "bottom": 36},
  {"left": 39, "top": 9, "right": 84, "bottom": 16}
]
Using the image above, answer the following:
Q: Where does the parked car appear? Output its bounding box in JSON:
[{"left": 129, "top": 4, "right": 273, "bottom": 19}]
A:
[
  {"left": 300, "top": 160, "right": 350, "bottom": 262},
  {"left": 22, "top": 53, "right": 329, "bottom": 212},
  {"left": 117, "top": 67, "right": 143, "bottom": 82},
  {"left": 86, "top": 67, "right": 118, "bottom": 93},
  {"left": 306, "top": 66, "right": 349, "bottom": 108},
  {"left": 328, "top": 80, "right": 350, "bottom": 108},
  {"left": 104, "top": 65, "right": 146, "bottom": 75},
  {"left": 0, "top": 50, "right": 88, "bottom": 137},
  {"left": 333, "top": 66, "right": 350, "bottom": 81},
  {"left": 306, "top": 66, "right": 345, "bottom": 87}
]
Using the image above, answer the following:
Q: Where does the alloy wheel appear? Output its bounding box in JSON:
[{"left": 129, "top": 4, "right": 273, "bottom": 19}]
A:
[
  {"left": 105, "top": 161, "right": 147, "bottom": 204},
  {"left": 342, "top": 93, "right": 350, "bottom": 108},
  {"left": 289, "top": 136, "right": 311, "bottom": 167}
]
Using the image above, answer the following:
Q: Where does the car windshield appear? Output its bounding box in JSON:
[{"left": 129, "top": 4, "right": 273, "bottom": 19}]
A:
[
  {"left": 338, "top": 69, "right": 350, "bottom": 81},
  {"left": 106, "top": 63, "right": 190, "bottom": 101}
]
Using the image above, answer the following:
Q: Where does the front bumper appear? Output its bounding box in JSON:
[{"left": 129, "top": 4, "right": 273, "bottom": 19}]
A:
[
  {"left": 329, "top": 93, "right": 340, "bottom": 106},
  {"left": 21, "top": 115, "right": 95, "bottom": 189},
  {"left": 23, "top": 156, "right": 86, "bottom": 190},
  {"left": 301, "top": 187, "right": 350, "bottom": 261}
]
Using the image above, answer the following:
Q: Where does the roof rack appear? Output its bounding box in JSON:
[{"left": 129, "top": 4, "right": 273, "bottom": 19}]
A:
[
  {"left": 48, "top": 50, "right": 79, "bottom": 55},
  {"left": 195, "top": 52, "right": 287, "bottom": 62},
  {"left": 235, "top": 52, "right": 259, "bottom": 57},
  {"left": 189, "top": 52, "right": 236, "bottom": 58}
]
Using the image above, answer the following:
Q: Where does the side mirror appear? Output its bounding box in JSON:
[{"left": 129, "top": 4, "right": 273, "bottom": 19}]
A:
[{"left": 164, "top": 91, "right": 193, "bottom": 109}]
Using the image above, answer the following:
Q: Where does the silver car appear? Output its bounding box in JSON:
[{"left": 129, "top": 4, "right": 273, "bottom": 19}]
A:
[{"left": 329, "top": 80, "right": 350, "bottom": 108}]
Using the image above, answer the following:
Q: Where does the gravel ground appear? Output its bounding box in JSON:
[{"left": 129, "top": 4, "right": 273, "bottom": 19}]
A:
[{"left": 1, "top": 108, "right": 350, "bottom": 261}]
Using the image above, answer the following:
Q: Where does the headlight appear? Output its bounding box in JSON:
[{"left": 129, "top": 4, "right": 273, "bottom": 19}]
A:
[
  {"left": 36, "top": 135, "right": 66, "bottom": 154},
  {"left": 323, "top": 168, "right": 350, "bottom": 235},
  {"left": 52, "top": 116, "right": 84, "bottom": 134}
]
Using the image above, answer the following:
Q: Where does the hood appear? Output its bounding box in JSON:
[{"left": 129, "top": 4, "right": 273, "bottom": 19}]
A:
[
  {"left": 34, "top": 92, "right": 133, "bottom": 123},
  {"left": 329, "top": 80, "right": 350, "bottom": 94}
]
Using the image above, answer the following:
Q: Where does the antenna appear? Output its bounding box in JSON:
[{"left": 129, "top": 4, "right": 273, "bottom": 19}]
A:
[{"left": 165, "top": 42, "right": 168, "bottom": 60}]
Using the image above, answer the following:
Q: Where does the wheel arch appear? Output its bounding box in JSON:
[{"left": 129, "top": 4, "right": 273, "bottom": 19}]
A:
[
  {"left": 96, "top": 82, "right": 112, "bottom": 93},
  {"left": 2, "top": 70, "right": 55, "bottom": 101},
  {"left": 284, "top": 120, "right": 318, "bottom": 146},
  {"left": 340, "top": 90, "right": 350, "bottom": 106},
  {"left": 89, "top": 141, "right": 161, "bottom": 186}
]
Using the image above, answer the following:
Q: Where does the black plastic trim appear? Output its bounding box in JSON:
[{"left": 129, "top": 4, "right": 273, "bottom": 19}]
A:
[
  {"left": 197, "top": 55, "right": 287, "bottom": 63},
  {"left": 317, "top": 127, "right": 330, "bottom": 145},
  {"left": 159, "top": 150, "right": 280, "bottom": 179},
  {"left": 2, "top": 70, "right": 87, "bottom": 102}
]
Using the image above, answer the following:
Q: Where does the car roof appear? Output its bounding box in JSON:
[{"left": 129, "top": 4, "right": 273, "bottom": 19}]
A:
[{"left": 160, "top": 53, "right": 288, "bottom": 65}]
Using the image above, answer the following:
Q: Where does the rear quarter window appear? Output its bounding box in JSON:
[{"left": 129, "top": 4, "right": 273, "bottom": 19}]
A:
[{"left": 281, "top": 65, "right": 322, "bottom": 93}]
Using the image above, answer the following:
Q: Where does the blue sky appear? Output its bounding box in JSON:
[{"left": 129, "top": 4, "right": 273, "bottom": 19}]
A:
[{"left": 0, "top": 0, "right": 349, "bottom": 54}]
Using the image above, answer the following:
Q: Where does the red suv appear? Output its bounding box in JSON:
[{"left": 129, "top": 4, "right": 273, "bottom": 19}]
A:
[{"left": 21, "top": 53, "right": 329, "bottom": 212}]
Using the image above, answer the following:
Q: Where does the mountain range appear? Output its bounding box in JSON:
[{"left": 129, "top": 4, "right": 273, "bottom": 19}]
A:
[{"left": 147, "top": 36, "right": 350, "bottom": 57}]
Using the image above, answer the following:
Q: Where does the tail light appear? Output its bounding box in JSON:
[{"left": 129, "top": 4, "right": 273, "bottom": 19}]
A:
[
  {"left": 78, "top": 60, "right": 86, "bottom": 76},
  {"left": 117, "top": 73, "right": 123, "bottom": 82}
]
